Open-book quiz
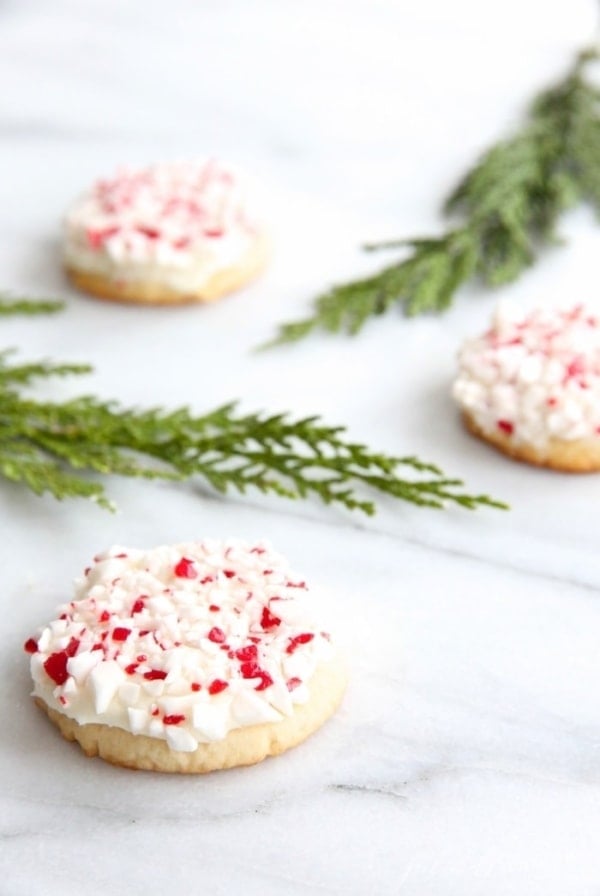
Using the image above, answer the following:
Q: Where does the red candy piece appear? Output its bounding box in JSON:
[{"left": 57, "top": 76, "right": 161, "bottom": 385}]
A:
[
  {"left": 131, "top": 598, "right": 145, "bottom": 614},
  {"left": 174, "top": 558, "right": 197, "bottom": 579},
  {"left": 565, "top": 357, "right": 585, "bottom": 380},
  {"left": 260, "top": 607, "right": 281, "bottom": 630},
  {"left": 207, "top": 627, "right": 226, "bottom": 644},
  {"left": 163, "top": 714, "right": 186, "bottom": 725},
  {"left": 112, "top": 627, "right": 131, "bottom": 642},
  {"left": 286, "top": 677, "right": 302, "bottom": 691},
  {"left": 43, "top": 651, "right": 69, "bottom": 685},
  {"left": 240, "top": 661, "right": 261, "bottom": 679},
  {"left": 100, "top": 610, "right": 110, "bottom": 623},
  {"left": 497, "top": 420, "right": 514, "bottom": 435},
  {"left": 286, "top": 633, "right": 314, "bottom": 655},
  {"left": 255, "top": 672, "right": 273, "bottom": 691},
  {"left": 66, "top": 637, "right": 80, "bottom": 657},
  {"left": 235, "top": 644, "right": 258, "bottom": 662},
  {"left": 137, "top": 225, "right": 160, "bottom": 240},
  {"left": 208, "top": 679, "right": 229, "bottom": 695},
  {"left": 144, "top": 669, "right": 167, "bottom": 681},
  {"left": 125, "top": 663, "right": 139, "bottom": 675},
  {"left": 191, "top": 682, "right": 201, "bottom": 692},
  {"left": 23, "top": 638, "right": 38, "bottom": 654},
  {"left": 239, "top": 658, "right": 273, "bottom": 690},
  {"left": 87, "top": 226, "right": 119, "bottom": 249},
  {"left": 223, "top": 569, "right": 235, "bottom": 579}
]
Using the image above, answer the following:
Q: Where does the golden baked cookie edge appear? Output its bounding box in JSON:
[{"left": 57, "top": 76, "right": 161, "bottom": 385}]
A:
[
  {"left": 64, "top": 233, "right": 269, "bottom": 306},
  {"left": 463, "top": 411, "right": 600, "bottom": 472},
  {"left": 34, "top": 653, "right": 347, "bottom": 773}
]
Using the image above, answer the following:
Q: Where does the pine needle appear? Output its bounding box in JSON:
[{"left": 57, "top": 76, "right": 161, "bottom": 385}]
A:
[
  {"left": 264, "top": 47, "right": 600, "bottom": 347},
  {"left": 0, "top": 313, "right": 506, "bottom": 515},
  {"left": 0, "top": 293, "right": 65, "bottom": 316}
]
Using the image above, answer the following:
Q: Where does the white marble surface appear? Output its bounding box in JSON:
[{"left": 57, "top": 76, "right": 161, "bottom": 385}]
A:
[{"left": 2, "top": 1, "right": 600, "bottom": 893}]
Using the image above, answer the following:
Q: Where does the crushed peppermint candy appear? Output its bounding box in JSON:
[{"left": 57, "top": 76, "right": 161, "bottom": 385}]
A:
[
  {"left": 453, "top": 302, "right": 600, "bottom": 447},
  {"left": 26, "top": 540, "right": 333, "bottom": 752},
  {"left": 63, "top": 159, "right": 262, "bottom": 288}
]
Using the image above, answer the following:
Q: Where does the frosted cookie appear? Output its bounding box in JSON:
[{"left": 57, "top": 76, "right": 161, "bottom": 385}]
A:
[
  {"left": 63, "top": 160, "right": 268, "bottom": 305},
  {"left": 24, "top": 541, "right": 346, "bottom": 773},
  {"left": 453, "top": 302, "right": 600, "bottom": 471}
]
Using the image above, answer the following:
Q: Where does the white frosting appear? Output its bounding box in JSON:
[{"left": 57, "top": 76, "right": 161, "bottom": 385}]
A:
[
  {"left": 63, "top": 160, "right": 261, "bottom": 291},
  {"left": 27, "top": 540, "right": 334, "bottom": 752},
  {"left": 452, "top": 302, "right": 600, "bottom": 446}
]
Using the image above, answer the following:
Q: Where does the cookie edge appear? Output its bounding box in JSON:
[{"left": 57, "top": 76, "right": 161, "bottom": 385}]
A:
[
  {"left": 64, "top": 232, "right": 269, "bottom": 306},
  {"left": 463, "top": 410, "right": 600, "bottom": 472},
  {"left": 34, "top": 654, "right": 347, "bottom": 773}
]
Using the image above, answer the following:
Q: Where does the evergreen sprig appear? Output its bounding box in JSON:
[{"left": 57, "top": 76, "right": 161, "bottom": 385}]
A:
[
  {"left": 265, "top": 47, "right": 600, "bottom": 347},
  {"left": 0, "top": 328, "right": 504, "bottom": 515},
  {"left": 0, "top": 293, "right": 65, "bottom": 316}
]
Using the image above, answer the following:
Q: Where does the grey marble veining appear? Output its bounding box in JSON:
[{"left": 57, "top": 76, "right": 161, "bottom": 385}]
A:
[{"left": 2, "top": 1, "right": 600, "bottom": 894}]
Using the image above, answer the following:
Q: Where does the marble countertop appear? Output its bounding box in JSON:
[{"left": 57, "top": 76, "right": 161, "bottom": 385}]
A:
[{"left": 3, "top": 1, "right": 600, "bottom": 893}]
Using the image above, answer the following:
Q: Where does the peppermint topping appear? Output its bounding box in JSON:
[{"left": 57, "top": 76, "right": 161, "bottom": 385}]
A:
[
  {"left": 43, "top": 652, "right": 70, "bottom": 685},
  {"left": 453, "top": 302, "right": 600, "bottom": 446},
  {"left": 261, "top": 606, "right": 281, "bottom": 629},
  {"left": 174, "top": 557, "right": 197, "bottom": 578},
  {"left": 63, "top": 160, "right": 261, "bottom": 281},
  {"left": 26, "top": 540, "right": 333, "bottom": 752}
]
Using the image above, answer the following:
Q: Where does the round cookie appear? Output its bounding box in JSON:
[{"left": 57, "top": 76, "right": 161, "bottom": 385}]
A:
[
  {"left": 453, "top": 302, "right": 600, "bottom": 472},
  {"left": 25, "top": 541, "right": 347, "bottom": 773},
  {"left": 63, "top": 160, "right": 268, "bottom": 305}
]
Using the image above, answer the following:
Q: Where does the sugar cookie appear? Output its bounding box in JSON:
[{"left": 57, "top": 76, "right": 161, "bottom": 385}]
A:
[
  {"left": 63, "top": 160, "right": 268, "bottom": 305},
  {"left": 453, "top": 302, "right": 600, "bottom": 471},
  {"left": 25, "top": 540, "right": 346, "bottom": 773}
]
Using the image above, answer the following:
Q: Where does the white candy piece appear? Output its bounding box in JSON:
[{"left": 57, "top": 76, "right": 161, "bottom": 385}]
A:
[
  {"left": 230, "top": 690, "right": 283, "bottom": 726},
  {"left": 127, "top": 707, "right": 149, "bottom": 735},
  {"left": 118, "top": 682, "right": 141, "bottom": 706},
  {"left": 90, "top": 661, "right": 125, "bottom": 714},
  {"left": 165, "top": 727, "right": 198, "bottom": 753},
  {"left": 67, "top": 650, "right": 103, "bottom": 684},
  {"left": 192, "top": 701, "right": 231, "bottom": 741}
]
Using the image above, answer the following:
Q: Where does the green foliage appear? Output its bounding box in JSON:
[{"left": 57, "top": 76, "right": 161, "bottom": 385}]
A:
[
  {"left": 0, "top": 293, "right": 65, "bottom": 316},
  {"left": 0, "top": 327, "right": 505, "bottom": 514},
  {"left": 265, "top": 48, "right": 600, "bottom": 346}
]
